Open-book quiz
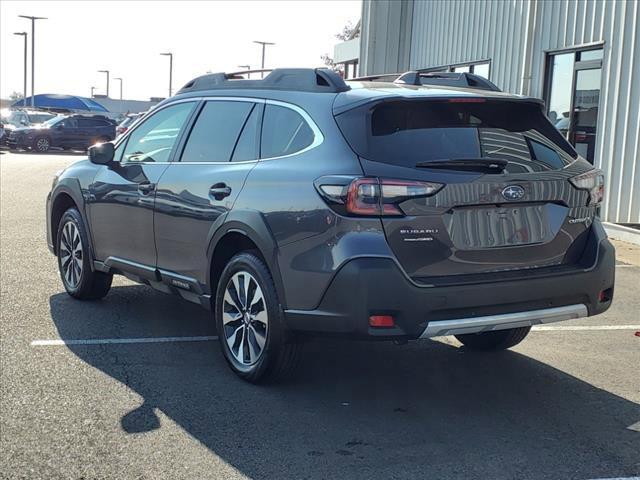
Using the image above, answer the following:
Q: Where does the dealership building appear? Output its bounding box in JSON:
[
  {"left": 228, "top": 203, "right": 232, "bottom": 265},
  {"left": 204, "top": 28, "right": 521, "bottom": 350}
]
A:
[{"left": 353, "top": 0, "right": 639, "bottom": 226}]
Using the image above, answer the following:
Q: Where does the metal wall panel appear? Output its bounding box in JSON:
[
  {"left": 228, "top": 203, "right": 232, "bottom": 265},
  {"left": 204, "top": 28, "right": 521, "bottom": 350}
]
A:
[{"left": 360, "top": 0, "right": 640, "bottom": 223}]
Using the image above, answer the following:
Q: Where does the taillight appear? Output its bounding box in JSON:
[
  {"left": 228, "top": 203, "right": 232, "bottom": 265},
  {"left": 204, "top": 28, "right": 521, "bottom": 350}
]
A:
[
  {"left": 318, "top": 177, "right": 443, "bottom": 217},
  {"left": 569, "top": 169, "right": 604, "bottom": 206}
]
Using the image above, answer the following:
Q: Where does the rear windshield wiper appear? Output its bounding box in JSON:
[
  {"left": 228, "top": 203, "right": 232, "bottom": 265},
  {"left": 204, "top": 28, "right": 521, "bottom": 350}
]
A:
[{"left": 415, "top": 158, "right": 508, "bottom": 172}]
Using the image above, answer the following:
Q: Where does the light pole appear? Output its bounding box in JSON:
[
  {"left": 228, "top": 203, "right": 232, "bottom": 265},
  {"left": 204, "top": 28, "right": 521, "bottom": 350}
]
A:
[
  {"left": 90, "top": 86, "right": 96, "bottom": 98},
  {"left": 98, "top": 70, "right": 110, "bottom": 97},
  {"left": 18, "top": 15, "right": 47, "bottom": 107},
  {"left": 13, "top": 32, "right": 27, "bottom": 107},
  {"left": 238, "top": 65, "right": 250, "bottom": 79},
  {"left": 114, "top": 77, "right": 123, "bottom": 100},
  {"left": 160, "top": 52, "right": 173, "bottom": 97},
  {"left": 253, "top": 41, "right": 274, "bottom": 78}
]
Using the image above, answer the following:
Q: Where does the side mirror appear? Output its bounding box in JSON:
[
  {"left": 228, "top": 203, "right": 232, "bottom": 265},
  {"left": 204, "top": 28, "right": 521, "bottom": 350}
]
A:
[
  {"left": 20, "top": 120, "right": 28, "bottom": 126},
  {"left": 89, "top": 142, "right": 115, "bottom": 165}
]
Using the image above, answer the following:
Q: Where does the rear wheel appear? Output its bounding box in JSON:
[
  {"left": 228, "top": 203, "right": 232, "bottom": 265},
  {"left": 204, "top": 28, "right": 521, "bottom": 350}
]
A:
[
  {"left": 455, "top": 326, "right": 531, "bottom": 351},
  {"left": 215, "top": 252, "right": 301, "bottom": 383},
  {"left": 33, "top": 136, "right": 50, "bottom": 152},
  {"left": 57, "top": 208, "right": 112, "bottom": 300}
]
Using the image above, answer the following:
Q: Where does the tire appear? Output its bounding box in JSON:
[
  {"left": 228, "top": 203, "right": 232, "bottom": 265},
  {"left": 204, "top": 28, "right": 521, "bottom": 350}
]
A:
[
  {"left": 33, "top": 136, "right": 51, "bottom": 152},
  {"left": 57, "top": 208, "right": 113, "bottom": 300},
  {"left": 215, "top": 252, "right": 301, "bottom": 383},
  {"left": 455, "top": 326, "right": 531, "bottom": 351}
]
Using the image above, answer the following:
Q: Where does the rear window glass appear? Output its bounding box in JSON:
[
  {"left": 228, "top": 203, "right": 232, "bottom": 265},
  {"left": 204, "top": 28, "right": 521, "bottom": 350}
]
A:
[{"left": 335, "top": 100, "right": 577, "bottom": 172}]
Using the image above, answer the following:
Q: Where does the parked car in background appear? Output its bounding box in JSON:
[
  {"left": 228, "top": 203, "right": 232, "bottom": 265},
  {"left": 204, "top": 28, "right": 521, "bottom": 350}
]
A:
[
  {"left": 7, "top": 114, "right": 116, "bottom": 152},
  {"left": 46, "top": 68, "right": 614, "bottom": 383},
  {"left": 1, "top": 109, "right": 57, "bottom": 145},
  {"left": 116, "top": 113, "right": 142, "bottom": 137}
]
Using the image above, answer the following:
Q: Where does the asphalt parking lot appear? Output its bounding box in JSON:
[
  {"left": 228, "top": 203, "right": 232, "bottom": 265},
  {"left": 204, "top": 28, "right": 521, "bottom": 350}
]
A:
[{"left": 1, "top": 150, "right": 639, "bottom": 480}]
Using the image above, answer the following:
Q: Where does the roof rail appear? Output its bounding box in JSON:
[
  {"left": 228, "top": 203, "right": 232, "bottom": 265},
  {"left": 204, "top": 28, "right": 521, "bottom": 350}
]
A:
[
  {"left": 394, "top": 71, "right": 501, "bottom": 92},
  {"left": 349, "top": 73, "right": 402, "bottom": 82},
  {"left": 177, "top": 68, "right": 350, "bottom": 94}
]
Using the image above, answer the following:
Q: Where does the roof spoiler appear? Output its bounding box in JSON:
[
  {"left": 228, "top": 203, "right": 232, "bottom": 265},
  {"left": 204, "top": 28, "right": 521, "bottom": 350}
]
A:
[
  {"left": 177, "top": 68, "right": 350, "bottom": 94},
  {"left": 394, "top": 71, "right": 502, "bottom": 92}
]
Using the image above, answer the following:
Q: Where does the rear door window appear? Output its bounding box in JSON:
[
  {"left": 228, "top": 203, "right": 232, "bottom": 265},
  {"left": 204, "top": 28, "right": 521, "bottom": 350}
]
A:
[
  {"left": 231, "top": 103, "right": 262, "bottom": 162},
  {"left": 335, "top": 99, "right": 577, "bottom": 172},
  {"left": 180, "top": 100, "right": 254, "bottom": 162},
  {"left": 261, "top": 104, "right": 314, "bottom": 158}
]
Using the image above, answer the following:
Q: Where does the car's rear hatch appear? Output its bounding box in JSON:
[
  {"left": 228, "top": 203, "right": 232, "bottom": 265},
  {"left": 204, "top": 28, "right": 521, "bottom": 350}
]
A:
[{"left": 335, "top": 96, "right": 599, "bottom": 282}]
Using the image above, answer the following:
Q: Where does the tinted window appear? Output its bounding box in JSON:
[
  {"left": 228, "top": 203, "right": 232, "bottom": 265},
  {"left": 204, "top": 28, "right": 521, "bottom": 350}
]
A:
[
  {"left": 61, "top": 118, "right": 78, "bottom": 129},
  {"left": 78, "top": 118, "right": 104, "bottom": 127},
  {"left": 231, "top": 104, "right": 262, "bottom": 162},
  {"left": 181, "top": 101, "right": 253, "bottom": 162},
  {"left": 527, "top": 138, "right": 564, "bottom": 169},
  {"left": 261, "top": 105, "right": 314, "bottom": 158},
  {"left": 28, "top": 113, "right": 54, "bottom": 123},
  {"left": 335, "top": 100, "right": 577, "bottom": 173},
  {"left": 122, "top": 102, "right": 194, "bottom": 163}
]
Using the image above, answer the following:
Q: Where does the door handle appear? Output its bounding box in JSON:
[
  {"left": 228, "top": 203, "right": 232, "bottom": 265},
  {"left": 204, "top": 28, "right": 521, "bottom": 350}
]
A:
[
  {"left": 138, "top": 182, "right": 156, "bottom": 194},
  {"left": 209, "top": 183, "right": 232, "bottom": 200}
]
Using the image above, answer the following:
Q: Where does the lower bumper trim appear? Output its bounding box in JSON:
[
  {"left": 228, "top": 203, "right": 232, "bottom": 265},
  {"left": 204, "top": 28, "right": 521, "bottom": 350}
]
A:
[{"left": 420, "top": 304, "right": 588, "bottom": 339}]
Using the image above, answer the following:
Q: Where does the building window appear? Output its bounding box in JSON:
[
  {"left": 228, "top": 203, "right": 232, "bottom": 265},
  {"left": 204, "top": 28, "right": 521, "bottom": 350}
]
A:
[
  {"left": 342, "top": 60, "right": 359, "bottom": 79},
  {"left": 419, "top": 61, "right": 491, "bottom": 80},
  {"left": 544, "top": 47, "right": 603, "bottom": 163}
]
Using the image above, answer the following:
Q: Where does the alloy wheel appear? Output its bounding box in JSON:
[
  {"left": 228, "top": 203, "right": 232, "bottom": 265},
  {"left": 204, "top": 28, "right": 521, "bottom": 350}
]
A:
[
  {"left": 36, "top": 137, "right": 50, "bottom": 151},
  {"left": 59, "top": 221, "right": 83, "bottom": 288},
  {"left": 222, "top": 271, "right": 268, "bottom": 365}
]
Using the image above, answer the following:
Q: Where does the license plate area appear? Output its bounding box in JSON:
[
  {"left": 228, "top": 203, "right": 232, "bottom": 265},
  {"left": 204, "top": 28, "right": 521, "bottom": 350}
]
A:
[{"left": 444, "top": 204, "right": 563, "bottom": 249}]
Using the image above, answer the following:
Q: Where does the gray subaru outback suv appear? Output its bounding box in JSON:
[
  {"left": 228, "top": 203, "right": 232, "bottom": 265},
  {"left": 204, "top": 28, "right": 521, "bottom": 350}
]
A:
[{"left": 46, "top": 68, "right": 615, "bottom": 382}]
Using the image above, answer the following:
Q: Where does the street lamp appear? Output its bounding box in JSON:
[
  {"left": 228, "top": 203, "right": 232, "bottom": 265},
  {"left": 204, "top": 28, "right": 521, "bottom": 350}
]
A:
[
  {"left": 90, "top": 86, "right": 96, "bottom": 98},
  {"left": 238, "top": 65, "right": 250, "bottom": 79},
  {"left": 160, "top": 52, "right": 173, "bottom": 97},
  {"left": 18, "top": 15, "right": 47, "bottom": 107},
  {"left": 98, "top": 70, "right": 110, "bottom": 97},
  {"left": 114, "top": 77, "right": 123, "bottom": 100},
  {"left": 253, "top": 41, "right": 275, "bottom": 78},
  {"left": 13, "top": 32, "right": 27, "bottom": 107}
]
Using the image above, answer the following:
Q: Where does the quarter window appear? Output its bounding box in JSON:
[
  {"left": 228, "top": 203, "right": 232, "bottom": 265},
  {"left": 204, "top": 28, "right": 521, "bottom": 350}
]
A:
[
  {"left": 181, "top": 100, "right": 254, "bottom": 162},
  {"left": 261, "top": 104, "right": 314, "bottom": 158},
  {"left": 122, "top": 102, "right": 195, "bottom": 163}
]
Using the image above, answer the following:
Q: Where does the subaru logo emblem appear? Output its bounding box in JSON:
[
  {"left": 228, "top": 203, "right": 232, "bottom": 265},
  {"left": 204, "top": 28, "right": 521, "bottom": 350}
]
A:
[{"left": 501, "top": 185, "right": 525, "bottom": 201}]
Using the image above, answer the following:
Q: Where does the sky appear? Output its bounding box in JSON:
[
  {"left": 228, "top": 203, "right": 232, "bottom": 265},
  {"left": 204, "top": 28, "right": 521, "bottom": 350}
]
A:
[{"left": 0, "top": 0, "right": 361, "bottom": 101}]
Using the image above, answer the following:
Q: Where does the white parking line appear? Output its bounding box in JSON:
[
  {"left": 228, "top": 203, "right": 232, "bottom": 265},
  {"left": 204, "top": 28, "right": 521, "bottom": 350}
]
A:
[
  {"left": 30, "top": 335, "right": 218, "bottom": 346},
  {"left": 616, "top": 264, "right": 637, "bottom": 268},
  {"left": 532, "top": 325, "right": 640, "bottom": 331},
  {"left": 587, "top": 477, "right": 640, "bottom": 480},
  {"left": 31, "top": 325, "right": 640, "bottom": 347}
]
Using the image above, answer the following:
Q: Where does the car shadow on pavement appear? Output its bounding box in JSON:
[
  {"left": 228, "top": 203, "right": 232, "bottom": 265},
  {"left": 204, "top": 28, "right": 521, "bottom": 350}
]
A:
[
  {"left": 9, "top": 149, "right": 87, "bottom": 156},
  {"left": 49, "top": 286, "right": 640, "bottom": 479}
]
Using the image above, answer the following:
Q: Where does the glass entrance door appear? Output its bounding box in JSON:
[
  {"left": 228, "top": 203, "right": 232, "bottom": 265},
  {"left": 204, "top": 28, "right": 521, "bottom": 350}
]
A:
[
  {"left": 545, "top": 48, "right": 603, "bottom": 164},
  {"left": 570, "top": 64, "right": 602, "bottom": 162}
]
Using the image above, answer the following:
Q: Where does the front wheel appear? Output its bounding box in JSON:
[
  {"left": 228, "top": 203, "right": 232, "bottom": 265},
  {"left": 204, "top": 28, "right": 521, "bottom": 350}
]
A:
[
  {"left": 215, "top": 252, "right": 301, "bottom": 383},
  {"left": 33, "top": 136, "right": 51, "bottom": 152},
  {"left": 455, "top": 326, "right": 531, "bottom": 351},
  {"left": 57, "top": 208, "right": 113, "bottom": 299}
]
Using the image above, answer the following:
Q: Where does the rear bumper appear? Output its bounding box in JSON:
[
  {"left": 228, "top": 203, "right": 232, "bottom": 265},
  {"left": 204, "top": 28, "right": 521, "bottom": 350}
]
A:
[{"left": 284, "top": 222, "right": 615, "bottom": 339}]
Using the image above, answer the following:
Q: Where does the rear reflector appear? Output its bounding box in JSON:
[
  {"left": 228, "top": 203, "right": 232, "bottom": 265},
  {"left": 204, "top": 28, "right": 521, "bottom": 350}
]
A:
[{"left": 369, "top": 315, "right": 395, "bottom": 328}]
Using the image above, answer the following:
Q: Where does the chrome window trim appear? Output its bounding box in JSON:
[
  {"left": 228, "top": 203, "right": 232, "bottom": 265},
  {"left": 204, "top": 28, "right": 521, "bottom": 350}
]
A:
[{"left": 114, "top": 96, "right": 324, "bottom": 166}]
